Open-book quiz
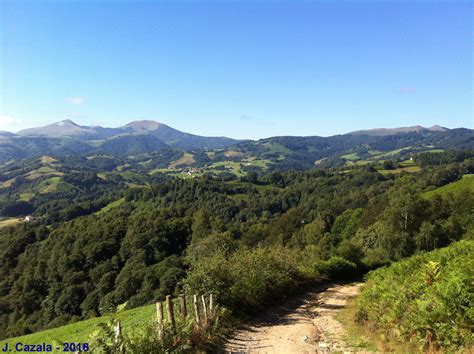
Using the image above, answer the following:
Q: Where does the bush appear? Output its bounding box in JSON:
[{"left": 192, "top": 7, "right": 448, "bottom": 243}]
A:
[
  {"left": 315, "top": 256, "right": 358, "bottom": 279},
  {"left": 356, "top": 240, "right": 474, "bottom": 351},
  {"left": 184, "top": 247, "right": 309, "bottom": 315}
]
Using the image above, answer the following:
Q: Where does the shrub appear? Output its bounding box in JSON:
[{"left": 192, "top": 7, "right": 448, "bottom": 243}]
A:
[
  {"left": 315, "top": 256, "right": 358, "bottom": 279},
  {"left": 184, "top": 246, "right": 308, "bottom": 315},
  {"left": 356, "top": 240, "right": 474, "bottom": 351}
]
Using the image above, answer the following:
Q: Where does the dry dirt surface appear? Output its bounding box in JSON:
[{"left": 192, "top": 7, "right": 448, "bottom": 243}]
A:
[{"left": 224, "top": 282, "right": 365, "bottom": 354}]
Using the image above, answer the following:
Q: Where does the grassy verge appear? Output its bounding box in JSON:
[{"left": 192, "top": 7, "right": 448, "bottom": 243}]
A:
[{"left": 337, "top": 296, "right": 419, "bottom": 353}]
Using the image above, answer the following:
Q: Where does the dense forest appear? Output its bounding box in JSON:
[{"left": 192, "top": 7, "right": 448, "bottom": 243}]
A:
[{"left": 1, "top": 149, "right": 473, "bottom": 344}]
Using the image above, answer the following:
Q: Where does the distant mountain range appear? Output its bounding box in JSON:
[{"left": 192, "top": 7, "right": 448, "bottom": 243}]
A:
[
  {"left": 347, "top": 125, "right": 449, "bottom": 136},
  {"left": 11, "top": 120, "right": 452, "bottom": 140},
  {"left": 1, "top": 120, "right": 472, "bottom": 166},
  {"left": 15, "top": 119, "right": 239, "bottom": 149}
]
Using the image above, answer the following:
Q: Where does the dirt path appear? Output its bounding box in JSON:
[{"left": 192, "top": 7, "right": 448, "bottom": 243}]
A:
[{"left": 224, "top": 282, "right": 364, "bottom": 354}]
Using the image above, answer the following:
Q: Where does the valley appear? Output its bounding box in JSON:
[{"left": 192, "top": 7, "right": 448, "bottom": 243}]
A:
[{"left": 0, "top": 138, "right": 473, "bottom": 352}]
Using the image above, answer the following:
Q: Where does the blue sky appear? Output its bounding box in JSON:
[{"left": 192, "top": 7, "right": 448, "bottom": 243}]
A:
[{"left": 1, "top": 0, "right": 472, "bottom": 139}]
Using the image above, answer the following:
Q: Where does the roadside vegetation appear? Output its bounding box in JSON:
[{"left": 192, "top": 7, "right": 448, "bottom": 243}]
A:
[{"left": 356, "top": 239, "right": 473, "bottom": 352}]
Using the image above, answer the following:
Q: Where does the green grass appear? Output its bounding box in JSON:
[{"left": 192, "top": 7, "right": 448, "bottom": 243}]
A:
[
  {"left": 95, "top": 198, "right": 125, "bottom": 215},
  {"left": 337, "top": 296, "right": 416, "bottom": 353},
  {"left": 37, "top": 166, "right": 57, "bottom": 173},
  {"left": 224, "top": 150, "right": 245, "bottom": 158},
  {"left": 423, "top": 174, "right": 474, "bottom": 199},
  {"left": 19, "top": 193, "right": 34, "bottom": 201},
  {"left": 354, "top": 160, "right": 370, "bottom": 166},
  {"left": 398, "top": 159, "right": 416, "bottom": 167},
  {"left": 226, "top": 180, "right": 276, "bottom": 192},
  {"left": 379, "top": 166, "right": 421, "bottom": 175},
  {"left": 1, "top": 178, "right": 16, "bottom": 188},
  {"left": 208, "top": 161, "right": 244, "bottom": 176},
  {"left": 261, "top": 142, "right": 293, "bottom": 154},
  {"left": 371, "top": 147, "right": 413, "bottom": 159},
  {"left": 25, "top": 168, "right": 63, "bottom": 181},
  {"left": 0, "top": 218, "right": 23, "bottom": 229},
  {"left": 243, "top": 157, "right": 272, "bottom": 169},
  {"left": 119, "top": 171, "right": 149, "bottom": 184},
  {"left": 37, "top": 176, "right": 62, "bottom": 193},
  {"left": 314, "top": 158, "right": 327, "bottom": 165},
  {"left": 169, "top": 153, "right": 195, "bottom": 168},
  {"left": 0, "top": 304, "right": 157, "bottom": 349},
  {"left": 341, "top": 153, "right": 359, "bottom": 161},
  {"left": 148, "top": 167, "right": 169, "bottom": 175},
  {"left": 367, "top": 149, "right": 382, "bottom": 156},
  {"left": 40, "top": 155, "right": 57, "bottom": 164},
  {"left": 0, "top": 294, "right": 201, "bottom": 352}
]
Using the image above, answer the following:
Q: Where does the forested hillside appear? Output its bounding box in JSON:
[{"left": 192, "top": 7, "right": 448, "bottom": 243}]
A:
[{"left": 1, "top": 150, "right": 473, "bottom": 340}]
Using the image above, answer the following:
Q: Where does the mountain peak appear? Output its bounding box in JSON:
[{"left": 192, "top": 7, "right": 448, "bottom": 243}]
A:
[
  {"left": 56, "top": 119, "right": 79, "bottom": 127},
  {"left": 428, "top": 125, "right": 448, "bottom": 132},
  {"left": 17, "top": 119, "right": 95, "bottom": 137},
  {"left": 123, "top": 120, "right": 163, "bottom": 131}
]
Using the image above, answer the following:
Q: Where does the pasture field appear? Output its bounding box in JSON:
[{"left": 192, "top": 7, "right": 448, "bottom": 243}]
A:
[
  {"left": 0, "top": 304, "right": 156, "bottom": 348},
  {"left": 423, "top": 174, "right": 474, "bottom": 199}
]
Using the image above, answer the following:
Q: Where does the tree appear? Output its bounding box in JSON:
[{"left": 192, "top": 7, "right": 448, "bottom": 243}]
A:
[
  {"left": 383, "top": 160, "right": 396, "bottom": 170},
  {"left": 247, "top": 171, "right": 258, "bottom": 184},
  {"left": 191, "top": 209, "right": 212, "bottom": 241},
  {"left": 2, "top": 201, "right": 33, "bottom": 217}
]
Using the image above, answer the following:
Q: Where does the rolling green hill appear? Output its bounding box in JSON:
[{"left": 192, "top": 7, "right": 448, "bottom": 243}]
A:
[
  {"left": 423, "top": 174, "right": 474, "bottom": 199},
  {"left": 0, "top": 304, "right": 156, "bottom": 349}
]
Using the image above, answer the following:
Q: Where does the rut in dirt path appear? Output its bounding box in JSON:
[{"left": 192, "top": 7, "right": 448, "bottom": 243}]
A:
[{"left": 224, "top": 282, "right": 364, "bottom": 354}]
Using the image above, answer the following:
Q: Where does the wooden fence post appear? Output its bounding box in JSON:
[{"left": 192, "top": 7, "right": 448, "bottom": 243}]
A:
[
  {"left": 209, "top": 293, "right": 214, "bottom": 315},
  {"left": 201, "top": 294, "right": 208, "bottom": 321},
  {"left": 156, "top": 301, "right": 164, "bottom": 341},
  {"left": 179, "top": 294, "right": 187, "bottom": 317},
  {"left": 193, "top": 294, "right": 200, "bottom": 324},
  {"left": 166, "top": 295, "right": 176, "bottom": 332},
  {"left": 113, "top": 320, "right": 124, "bottom": 353}
]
